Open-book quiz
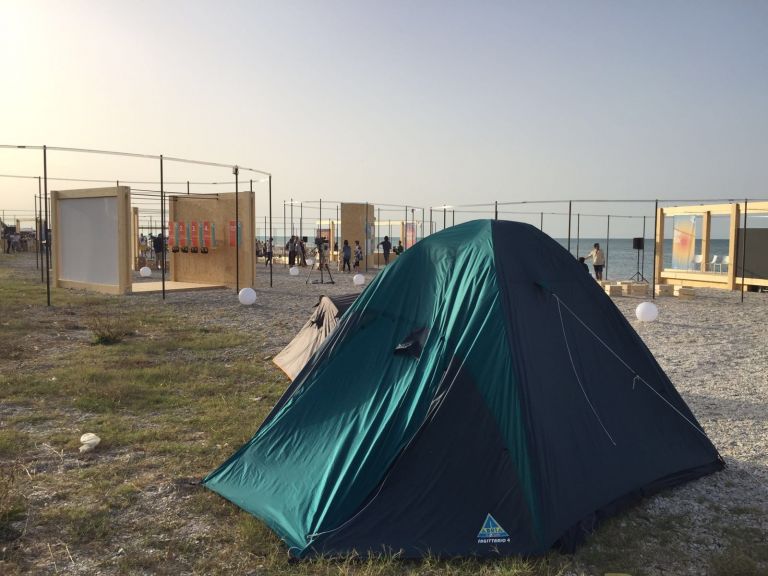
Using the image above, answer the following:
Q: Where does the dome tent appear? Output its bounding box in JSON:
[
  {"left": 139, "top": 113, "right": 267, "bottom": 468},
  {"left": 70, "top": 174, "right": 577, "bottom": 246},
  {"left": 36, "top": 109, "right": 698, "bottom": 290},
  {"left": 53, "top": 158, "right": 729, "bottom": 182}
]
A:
[{"left": 204, "top": 220, "right": 722, "bottom": 558}]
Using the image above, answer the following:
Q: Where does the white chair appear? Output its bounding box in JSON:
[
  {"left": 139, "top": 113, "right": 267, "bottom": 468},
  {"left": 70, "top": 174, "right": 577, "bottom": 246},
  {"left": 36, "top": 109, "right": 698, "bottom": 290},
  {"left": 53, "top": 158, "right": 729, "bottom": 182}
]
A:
[
  {"left": 691, "top": 254, "right": 703, "bottom": 270},
  {"left": 706, "top": 255, "right": 719, "bottom": 271},
  {"left": 715, "top": 255, "right": 729, "bottom": 273}
]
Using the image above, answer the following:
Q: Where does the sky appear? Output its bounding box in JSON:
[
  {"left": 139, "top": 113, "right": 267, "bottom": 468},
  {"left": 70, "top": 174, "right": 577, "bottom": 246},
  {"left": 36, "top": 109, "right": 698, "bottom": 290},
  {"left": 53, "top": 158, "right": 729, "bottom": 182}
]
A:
[{"left": 1, "top": 0, "right": 767, "bottom": 237}]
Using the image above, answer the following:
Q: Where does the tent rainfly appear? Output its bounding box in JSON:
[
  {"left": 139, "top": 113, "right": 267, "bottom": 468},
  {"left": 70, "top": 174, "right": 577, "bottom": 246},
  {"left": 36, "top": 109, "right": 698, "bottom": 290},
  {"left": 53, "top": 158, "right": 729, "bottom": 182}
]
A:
[
  {"left": 273, "top": 293, "right": 357, "bottom": 381},
  {"left": 204, "top": 220, "right": 724, "bottom": 558}
]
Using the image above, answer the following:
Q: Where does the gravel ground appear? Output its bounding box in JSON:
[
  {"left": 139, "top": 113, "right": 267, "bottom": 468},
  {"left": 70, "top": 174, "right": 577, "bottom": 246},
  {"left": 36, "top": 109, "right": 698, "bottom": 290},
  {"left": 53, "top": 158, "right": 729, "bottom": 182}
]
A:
[{"left": 4, "top": 254, "right": 767, "bottom": 574}]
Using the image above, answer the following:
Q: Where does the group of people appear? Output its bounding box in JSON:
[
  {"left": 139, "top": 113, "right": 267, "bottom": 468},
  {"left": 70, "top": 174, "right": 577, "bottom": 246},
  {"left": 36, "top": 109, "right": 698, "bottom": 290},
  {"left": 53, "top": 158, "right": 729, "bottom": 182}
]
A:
[
  {"left": 339, "top": 239, "right": 363, "bottom": 273},
  {"left": 285, "top": 236, "right": 308, "bottom": 267}
]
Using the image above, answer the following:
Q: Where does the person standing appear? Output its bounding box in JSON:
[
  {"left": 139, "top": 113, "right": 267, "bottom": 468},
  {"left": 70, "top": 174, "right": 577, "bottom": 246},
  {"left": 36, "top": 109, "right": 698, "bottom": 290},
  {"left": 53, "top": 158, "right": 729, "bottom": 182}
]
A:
[
  {"left": 584, "top": 243, "right": 605, "bottom": 280},
  {"left": 288, "top": 236, "right": 296, "bottom": 267},
  {"left": 265, "top": 237, "right": 273, "bottom": 266},
  {"left": 377, "top": 235, "right": 392, "bottom": 265},
  {"left": 341, "top": 239, "right": 351, "bottom": 273},
  {"left": 152, "top": 233, "right": 164, "bottom": 270},
  {"left": 353, "top": 240, "right": 362, "bottom": 272}
]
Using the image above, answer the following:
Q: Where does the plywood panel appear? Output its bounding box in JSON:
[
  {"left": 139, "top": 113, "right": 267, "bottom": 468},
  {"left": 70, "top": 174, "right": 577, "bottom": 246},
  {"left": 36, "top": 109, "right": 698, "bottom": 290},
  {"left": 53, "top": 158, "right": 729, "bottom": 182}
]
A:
[
  {"left": 340, "top": 203, "right": 375, "bottom": 270},
  {"left": 169, "top": 192, "right": 255, "bottom": 289}
]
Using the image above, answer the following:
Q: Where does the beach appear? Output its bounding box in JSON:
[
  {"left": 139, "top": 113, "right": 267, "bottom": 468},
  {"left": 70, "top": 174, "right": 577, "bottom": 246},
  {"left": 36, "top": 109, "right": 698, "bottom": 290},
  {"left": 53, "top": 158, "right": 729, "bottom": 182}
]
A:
[{"left": 1, "top": 253, "right": 766, "bottom": 574}]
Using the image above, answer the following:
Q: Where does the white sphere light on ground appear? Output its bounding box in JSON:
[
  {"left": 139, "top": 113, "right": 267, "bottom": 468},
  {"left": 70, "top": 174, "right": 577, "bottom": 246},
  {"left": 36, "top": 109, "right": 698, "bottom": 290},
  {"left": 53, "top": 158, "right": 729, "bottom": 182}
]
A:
[
  {"left": 306, "top": 258, "right": 314, "bottom": 266},
  {"left": 636, "top": 302, "right": 659, "bottom": 322},
  {"left": 238, "top": 287, "right": 257, "bottom": 306},
  {"left": 353, "top": 274, "right": 365, "bottom": 286},
  {"left": 289, "top": 266, "right": 299, "bottom": 276},
  {"left": 139, "top": 266, "right": 152, "bottom": 277}
]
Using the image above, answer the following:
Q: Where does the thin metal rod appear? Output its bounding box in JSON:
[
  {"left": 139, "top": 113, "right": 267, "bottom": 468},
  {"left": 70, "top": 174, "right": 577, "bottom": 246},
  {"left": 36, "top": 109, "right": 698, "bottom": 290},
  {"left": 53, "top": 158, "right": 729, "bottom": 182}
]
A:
[
  {"left": 34, "top": 190, "right": 39, "bottom": 270},
  {"left": 283, "top": 201, "right": 286, "bottom": 267},
  {"left": 160, "top": 155, "right": 166, "bottom": 300},
  {"left": 43, "top": 146, "right": 50, "bottom": 306},
  {"left": 576, "top": 213, "right": 580, "bottom": 258},
  {"left": 641, "top": 216, "right": 646, "bottom": 280},
  {"left": 606, "top": 215, "right": 610, "bottom": 280},
  {"left": 404, "top": 205, "right": 408, "bottom": 248},
  {"left": 235, "top": 167, "right": 239, "bottom": 292},
  {"left": 269, "top": 174, "right": 272, "bottom": 288},
  {"left": 652, "top": 200, "right": 658, "bottom": 299},
  {"left": 540, "top": 212, "right": 543, "bottom": 231},
  {"left": 495, "top": 201, "right": 498, "bottom": 220},
  {"left": 741, "top": 199, "right": 748, "bottom": 303},
  {"left": 567, "top": 201, "right": 572, "bottom": 254}
]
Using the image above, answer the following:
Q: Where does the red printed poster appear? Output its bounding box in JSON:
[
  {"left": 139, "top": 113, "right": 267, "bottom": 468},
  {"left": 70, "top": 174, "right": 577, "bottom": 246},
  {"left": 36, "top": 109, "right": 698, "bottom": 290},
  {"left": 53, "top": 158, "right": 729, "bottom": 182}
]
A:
[
  {"left": 229, "top": 220, "right": 237, "bottom": 247},
  {"left": 190, "top": 221, "right": 199, "bottom": 248},
  {"left": 177, "top": 221, "right": 187, "bottom": 247},
  {"left": 202, "top": 221, "right": 211, "bottom": 248},
  {"left": 167, "top": 221, "right": 175, "bottom": 247}
]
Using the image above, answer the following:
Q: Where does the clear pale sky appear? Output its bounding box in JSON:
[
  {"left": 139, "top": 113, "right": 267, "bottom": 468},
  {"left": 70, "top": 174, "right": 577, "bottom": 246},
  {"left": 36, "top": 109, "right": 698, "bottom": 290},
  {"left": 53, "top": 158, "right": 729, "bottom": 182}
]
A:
[{"left": 1, "top": 0, "right": 766, "bottom": 237}]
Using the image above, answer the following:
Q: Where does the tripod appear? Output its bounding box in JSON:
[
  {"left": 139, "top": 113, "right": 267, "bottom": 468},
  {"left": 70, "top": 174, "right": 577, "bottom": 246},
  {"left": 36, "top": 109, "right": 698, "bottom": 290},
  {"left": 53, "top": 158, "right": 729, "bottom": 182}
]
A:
[
  {"left": 306, "top": 246, "right": 335, "bottom": 284},
  {"left": 628, "top": 247, "right": 647, "bottom": 282}
]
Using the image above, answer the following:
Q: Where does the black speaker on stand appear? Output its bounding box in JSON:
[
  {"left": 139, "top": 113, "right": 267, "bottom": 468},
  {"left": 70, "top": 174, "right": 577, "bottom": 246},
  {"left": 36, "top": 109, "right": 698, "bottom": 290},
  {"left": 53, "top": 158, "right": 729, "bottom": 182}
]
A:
[{"left": 629, "top": 237, "right": 646, "bottom": 282}]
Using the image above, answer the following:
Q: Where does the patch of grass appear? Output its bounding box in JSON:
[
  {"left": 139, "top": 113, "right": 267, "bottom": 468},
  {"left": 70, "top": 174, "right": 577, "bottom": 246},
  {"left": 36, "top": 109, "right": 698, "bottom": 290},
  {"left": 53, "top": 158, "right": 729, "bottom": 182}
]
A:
[
  {"left": 85, "top": 309, "right": 137, "bottom": 345},
  {"left": 42, "top": 505, "right": 113, "bottom": 544},
  {"left": 0, "top": 429, "right": 31, "bottom": 459},
  {"left": 0, "top": 465, "right": 26, "bottom": 543},
  {"left": 709, "top": 543, "right": 761, "bottom": 576}
]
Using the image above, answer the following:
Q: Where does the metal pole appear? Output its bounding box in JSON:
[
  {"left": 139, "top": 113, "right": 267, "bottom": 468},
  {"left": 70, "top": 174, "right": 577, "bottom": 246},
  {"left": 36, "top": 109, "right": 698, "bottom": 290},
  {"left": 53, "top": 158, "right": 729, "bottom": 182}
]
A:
[
  {"left": 652, "top": 200, "right": 658, "bottom": 299},
  {"left": 443, "top": 207, "right": 446, "bottom": 230},
  {"left": 495, "top": 201, "right": 498, "bottom": 220},
  {"left": 187, "top": 181, "right": 190, "bottom": 195},
  {"left": 567, "top": 201, "right": 572, "bottom": 255},
  {"left": 606, "top": 215, "right": 610, "bottom": 280},
  {"left": 378, "top": 207, "right": 381, "bottom": 262},
  {"left": 290, "top": 198, "right": 294, "bottom": 236},
  {"left": 741, "top": 199, "right": 748, "bottom": 303},
  {"left": 43, "top": 146, "right": 50, "bottom": 306},
  {"left": 234, "top": 166, "right": 239, "bottom": 292},
  {"left": 641, "top": 216, "right": 646, "bottom": 280},
  {"left": 365, "top": 202, "right": 369, "bottom": 272},
  {"left": 429, "top": 208, "right": 432, "bottom": 235},
  {"left": 300, "top": 201, "right": 303, "bottom": 241},
  {"left": 269, "top": 174, "right": 273, "bottom": 287},
  {"left": 160, "top": 155, "right": 166, "bottom": 300},
  {"left": 283, "top": 200, "right": 286, "bottom": 267},
  {"left": 540, "top": 212, "right": 543, "bottom": 231},
  {"left": 452, "top": 210, "right": 455, "bottom": 227},
  {"left": 404, "top": 205, "right": 408, "bottom": 248},
  {"left": 421, "top": 208, "right": 424, "bottom": 241},
  {"left": 576, "top": 213, "right": 580, "bottom": 258},
  {"left": 34, "top": 192, "right": 39, "bottom": 270}
]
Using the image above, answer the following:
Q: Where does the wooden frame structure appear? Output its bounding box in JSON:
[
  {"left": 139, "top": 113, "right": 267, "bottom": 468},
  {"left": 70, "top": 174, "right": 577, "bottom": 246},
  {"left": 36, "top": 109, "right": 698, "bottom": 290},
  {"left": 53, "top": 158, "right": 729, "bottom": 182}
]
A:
[
  {"left": 655, "top": 201, "right": 768, "bottom": 290},
  {"left": 50, "top": 186, "right": 132, "bottom": 295}
]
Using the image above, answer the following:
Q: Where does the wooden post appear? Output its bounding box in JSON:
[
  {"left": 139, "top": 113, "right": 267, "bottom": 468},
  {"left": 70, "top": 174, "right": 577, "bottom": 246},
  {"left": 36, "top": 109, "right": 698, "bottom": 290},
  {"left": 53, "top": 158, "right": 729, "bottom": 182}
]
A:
[
  {"left": 727, "top": 203, "right": 740, "bottom": 290},
  {"left": 701, "top": 211, "right": 711, "bottom": 272},
  {"left": 654, "top": 207, "right": 665, "bottom": 286}
]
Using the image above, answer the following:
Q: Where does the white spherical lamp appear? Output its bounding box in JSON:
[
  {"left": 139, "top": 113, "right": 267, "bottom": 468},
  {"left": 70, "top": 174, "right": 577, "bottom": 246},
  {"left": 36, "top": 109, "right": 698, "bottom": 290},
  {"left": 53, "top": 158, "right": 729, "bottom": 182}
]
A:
[
  {"left": 635, "top": 302, "right": 658, "bottom": 322},
  {"left": 306, "top": 258, "right": 314, "bottom": 266},
  {"left": 353, "top": 274, "right": 365, "bottom": 286},
  {"left": 139, "top": 266, "right": 152, "bottom": 278},
  {"left": 238, "top": 287, "right": 257, "bottom": 306},
  {"left": 289, "top": 266, "right": 299, "bottom": 276}
]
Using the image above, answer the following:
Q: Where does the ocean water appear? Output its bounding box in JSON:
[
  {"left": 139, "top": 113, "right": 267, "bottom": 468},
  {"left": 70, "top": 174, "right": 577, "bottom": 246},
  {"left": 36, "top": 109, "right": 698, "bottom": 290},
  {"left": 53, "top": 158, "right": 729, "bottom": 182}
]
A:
[{"left": 261, "top": 233, "right": 732, "bottom": 281}]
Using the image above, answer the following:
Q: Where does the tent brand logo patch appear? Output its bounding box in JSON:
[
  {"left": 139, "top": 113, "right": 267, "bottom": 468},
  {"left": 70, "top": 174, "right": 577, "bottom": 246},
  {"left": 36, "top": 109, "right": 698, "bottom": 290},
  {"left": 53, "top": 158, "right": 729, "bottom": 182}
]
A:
[{"left": 477, "top": 513, "right": 510, "bottom": 544}]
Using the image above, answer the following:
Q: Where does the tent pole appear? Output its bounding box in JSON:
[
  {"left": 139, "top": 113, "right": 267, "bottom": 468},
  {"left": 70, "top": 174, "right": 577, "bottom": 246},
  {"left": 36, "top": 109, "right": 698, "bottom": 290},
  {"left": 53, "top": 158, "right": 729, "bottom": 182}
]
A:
[
  {"left": 606, "top": 215, "right": 610, "bottom": 280},
  {"left": 43, "top": 145, "right": 50, "bottom": 306},
  {"left": 567, "top": 201, "right": 572, "bottom": 255},
  {"left": 741, "top": 199, "right": 748, "bottom": 303},
  {"left": 652, "top": 200, "right": 658, "bottom": 299}
]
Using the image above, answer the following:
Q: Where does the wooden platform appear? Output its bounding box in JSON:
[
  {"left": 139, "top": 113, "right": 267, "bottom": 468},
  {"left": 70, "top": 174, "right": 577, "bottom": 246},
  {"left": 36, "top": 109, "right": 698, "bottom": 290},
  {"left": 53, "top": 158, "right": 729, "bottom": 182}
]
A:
[{"left": 130, "top": 281, "right": 226, "bottom": 294}]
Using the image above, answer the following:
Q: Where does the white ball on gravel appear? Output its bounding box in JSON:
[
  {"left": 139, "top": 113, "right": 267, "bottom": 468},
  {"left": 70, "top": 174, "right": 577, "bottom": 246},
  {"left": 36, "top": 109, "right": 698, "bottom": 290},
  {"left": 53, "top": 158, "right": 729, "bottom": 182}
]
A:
[
  {"left": 139, "top": 266, "right": 152, "bottom": 277},
  {"left": 289, "top": 266, "right": 299, "bottom": 276},
  {"left": 636, "top": 301, "right": 659, "bottom": 322},
  {"left": 353, "top": 274, "right": 365, "bottom": 286},
  {"left": 238, "top": 287, "right": 257, "bottom": 305}
]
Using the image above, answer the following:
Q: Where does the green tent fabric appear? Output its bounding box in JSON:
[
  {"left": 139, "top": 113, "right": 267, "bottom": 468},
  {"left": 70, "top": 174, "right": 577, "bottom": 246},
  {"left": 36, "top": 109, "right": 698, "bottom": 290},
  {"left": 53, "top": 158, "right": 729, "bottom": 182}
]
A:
[{"left": 204, "top": 219, "right": 722, "bottom": 558}]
